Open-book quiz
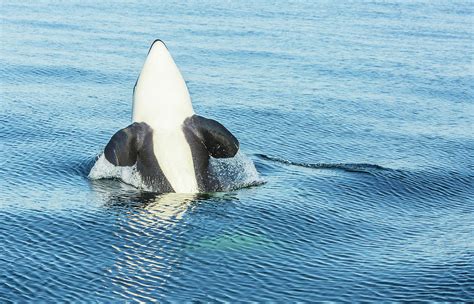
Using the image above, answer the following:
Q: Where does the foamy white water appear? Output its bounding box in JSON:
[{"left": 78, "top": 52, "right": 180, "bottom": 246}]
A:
[{"left": 88, "top": 154, "right": 152, "bottom": 191}]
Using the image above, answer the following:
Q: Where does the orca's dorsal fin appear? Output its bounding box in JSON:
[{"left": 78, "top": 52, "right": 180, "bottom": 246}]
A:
[
  {"left": 132, "top": 40, "right": 194, "bottom": 126},
  {"left": 104, "top": 123, "right": 150, "bottom": 166},
  {"left": 188, "top": 115, "right": 239, "bottom": 158}
]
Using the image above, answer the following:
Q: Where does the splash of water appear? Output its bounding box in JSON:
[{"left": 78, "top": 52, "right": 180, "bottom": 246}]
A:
[
  {"left": 88, "top": 154, "right": 152, "bottom": 191},
  {"left": 209, "top": 151, "right": 265, "bottom": 191},
  {"left": 88, "top": 151, "right": 263, "bottom": 192}
]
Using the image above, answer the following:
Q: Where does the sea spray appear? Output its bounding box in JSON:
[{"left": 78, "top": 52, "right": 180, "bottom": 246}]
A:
[
  {"left": 209, "top": 151, "right": 265, "bottom": 191},
  {"left": 88, "top": 154, "right": 152, "bottom": 191}
]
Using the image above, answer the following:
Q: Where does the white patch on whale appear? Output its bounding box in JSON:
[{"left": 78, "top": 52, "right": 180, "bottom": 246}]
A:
[{"left": 133, "top": 40, "right": 198, "bottom": 193}]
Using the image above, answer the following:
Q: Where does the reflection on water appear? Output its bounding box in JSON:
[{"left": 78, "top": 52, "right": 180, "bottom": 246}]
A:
[
  {"left": 106, "top": 192, "right": 200, "bottom": 301},
  {"left": 141, "top": 193, "right": 196, "bottom": 222},
  {"left": 106, "top": 191, "right": 210, "bottom": 228},
  {"left": 97, "top": 189, "right": 246, "bottom": 301}
]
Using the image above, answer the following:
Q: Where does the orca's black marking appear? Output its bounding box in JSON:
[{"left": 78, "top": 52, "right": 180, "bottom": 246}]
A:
[
  {"left": 104, "top": 115, "right": 239, "bottom": 193},
  {"left": 183, "top": 115, "right": 239, "bottom": 191},
  {"left": 104, "top": 122, "right": 173, "bottom": 192}
]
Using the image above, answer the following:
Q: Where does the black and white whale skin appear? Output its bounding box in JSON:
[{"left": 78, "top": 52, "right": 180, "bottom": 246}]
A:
[{"left": 102, "top": 40, "right": 239, "bottom": 193}]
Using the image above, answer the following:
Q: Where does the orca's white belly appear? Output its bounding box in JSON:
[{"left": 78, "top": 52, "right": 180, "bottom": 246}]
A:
[{"left": 152, "top": 129, "right": 199, "bottom": 193}]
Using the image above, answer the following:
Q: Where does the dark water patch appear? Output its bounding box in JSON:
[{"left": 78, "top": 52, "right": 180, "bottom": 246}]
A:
[
  {"left": 0, "top": 63, "right": 124, "bottom": 85},
  {"left": 3, "top": 17, "right": 87, "bottom": 32},
  {"left": 73, "top": 155, "right": 98, "bottom": 177},
  {"left": 0, "top": 208, "right": 117, "bottom": 301}
]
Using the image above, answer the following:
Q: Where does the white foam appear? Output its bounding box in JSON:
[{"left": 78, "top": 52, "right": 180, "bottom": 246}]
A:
[{"left": 88, "top": 154, "right": 151, "bottom": 191}]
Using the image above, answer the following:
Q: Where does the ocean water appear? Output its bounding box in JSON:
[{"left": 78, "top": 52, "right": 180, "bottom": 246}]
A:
[{"left": 1, "top": 0, "right": 473, "bottom": 302}]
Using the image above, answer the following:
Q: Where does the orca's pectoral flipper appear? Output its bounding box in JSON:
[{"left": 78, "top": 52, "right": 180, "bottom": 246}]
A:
[
  {"left": 191, "top": 115, "right": 239, "bottom": 158},
  {"left": 104, "top": 122, "right": 149, "bottom": 166}
]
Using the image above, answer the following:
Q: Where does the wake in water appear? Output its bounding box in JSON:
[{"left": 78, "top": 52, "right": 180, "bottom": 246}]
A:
[
  {"left": 255, "top": 153, "right": 392, "bottom": 174},
  {"left": 88, "top": 151, "right": 264, "bottom": 193}
]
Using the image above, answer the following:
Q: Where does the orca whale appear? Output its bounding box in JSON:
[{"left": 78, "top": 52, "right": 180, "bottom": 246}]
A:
[{"left": 102, "top": 40, "right": 239, "bottom": 193}]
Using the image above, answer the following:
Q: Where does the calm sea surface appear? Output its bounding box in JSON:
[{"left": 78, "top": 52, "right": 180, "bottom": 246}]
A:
[{"left": 1, "top": 1, "right": 473, "bottom": 302}]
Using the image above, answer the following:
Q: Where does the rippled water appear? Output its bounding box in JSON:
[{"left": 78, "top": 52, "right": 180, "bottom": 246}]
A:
[{"left": 1, "top": 1, "right": 473, "bottom": 302}]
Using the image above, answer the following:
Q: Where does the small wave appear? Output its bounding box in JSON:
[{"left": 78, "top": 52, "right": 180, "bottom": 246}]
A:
[{"left": 255, "top": 154, "right": 391, "bottom": 174}]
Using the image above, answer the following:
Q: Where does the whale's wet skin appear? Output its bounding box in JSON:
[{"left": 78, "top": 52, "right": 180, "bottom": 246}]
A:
[{"left": 1, "top": 1, "right": 473, "bottom": 302}]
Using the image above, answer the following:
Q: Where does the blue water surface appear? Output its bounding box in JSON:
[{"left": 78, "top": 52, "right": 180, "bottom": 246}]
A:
[{"left": 1, "top": 1, "right": 473, "bottom": 302}]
